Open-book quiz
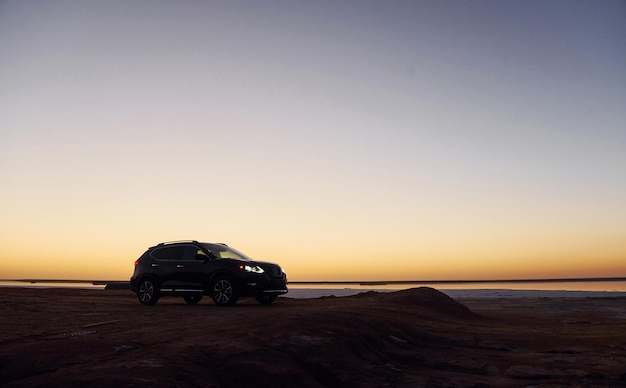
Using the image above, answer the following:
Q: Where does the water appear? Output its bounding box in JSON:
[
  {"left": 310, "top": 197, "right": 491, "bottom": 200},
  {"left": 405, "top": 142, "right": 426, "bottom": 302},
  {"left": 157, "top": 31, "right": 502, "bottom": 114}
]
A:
[
  {"left": 288, "top": 280, "right": 626, "bottom": 292},
  {"left": 0, "top": 280, "right": 105, "bottom": 290}
]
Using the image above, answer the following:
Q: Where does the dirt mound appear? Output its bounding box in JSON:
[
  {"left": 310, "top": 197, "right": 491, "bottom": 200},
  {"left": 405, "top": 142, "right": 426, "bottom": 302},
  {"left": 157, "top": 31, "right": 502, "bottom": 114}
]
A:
[{"left": 379, "top": 287, "right": 480, "bottom": 319}]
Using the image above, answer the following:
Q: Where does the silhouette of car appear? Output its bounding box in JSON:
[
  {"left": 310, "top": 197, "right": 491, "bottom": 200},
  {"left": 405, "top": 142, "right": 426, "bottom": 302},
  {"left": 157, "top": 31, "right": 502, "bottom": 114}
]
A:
[{"left": 130, "top": 241, "right": 288, "bottom": 306}]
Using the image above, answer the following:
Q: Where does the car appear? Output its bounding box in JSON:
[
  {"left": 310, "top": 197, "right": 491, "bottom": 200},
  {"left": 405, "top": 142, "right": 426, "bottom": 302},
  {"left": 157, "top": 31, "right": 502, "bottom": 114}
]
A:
[{"left": 130, "top": 240, "right": 288, "bottom": 306}]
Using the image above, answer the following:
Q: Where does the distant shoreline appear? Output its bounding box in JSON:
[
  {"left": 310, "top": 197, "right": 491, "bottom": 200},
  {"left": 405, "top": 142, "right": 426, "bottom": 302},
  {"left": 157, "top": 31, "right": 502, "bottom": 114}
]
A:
[{"left": 1, "top": 276, "right": 625, "bottom": 286}]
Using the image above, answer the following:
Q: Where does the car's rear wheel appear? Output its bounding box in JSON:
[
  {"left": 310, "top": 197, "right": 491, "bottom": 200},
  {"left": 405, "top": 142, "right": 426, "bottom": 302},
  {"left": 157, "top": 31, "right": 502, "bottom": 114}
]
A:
[
  {"left": 137, "top": 278, "right": 159, "bottom": 305},
  {"left": 255, "top": 294, "right": 278, "bottom": 305},
  {"left": 184, "top": 295, "right": 203, "bottom": 305},
  {"left": 212, "top": 276, "right": 238, "bottom": 306}
]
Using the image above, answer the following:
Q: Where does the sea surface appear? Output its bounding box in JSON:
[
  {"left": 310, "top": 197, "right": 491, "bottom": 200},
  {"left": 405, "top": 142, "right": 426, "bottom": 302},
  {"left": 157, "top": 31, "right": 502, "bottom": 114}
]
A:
[
  {"left": 288, "top": 280, "right": 626, "bottom": 292},
  {"left": 0, "top": 280, "right": 105, "bottom": 289}
]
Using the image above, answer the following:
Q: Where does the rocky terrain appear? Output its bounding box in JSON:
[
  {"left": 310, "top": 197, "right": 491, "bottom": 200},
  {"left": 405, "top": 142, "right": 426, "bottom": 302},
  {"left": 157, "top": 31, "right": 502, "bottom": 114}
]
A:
[{"left": 1, "top": 287, "right": 625, "bottom": 386}]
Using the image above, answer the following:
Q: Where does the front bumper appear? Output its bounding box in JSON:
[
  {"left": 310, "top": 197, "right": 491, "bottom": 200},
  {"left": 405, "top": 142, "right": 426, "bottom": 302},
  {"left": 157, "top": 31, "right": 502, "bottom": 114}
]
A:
[{"left": 241, "top": 274, "right": 288, "bottom": 295}]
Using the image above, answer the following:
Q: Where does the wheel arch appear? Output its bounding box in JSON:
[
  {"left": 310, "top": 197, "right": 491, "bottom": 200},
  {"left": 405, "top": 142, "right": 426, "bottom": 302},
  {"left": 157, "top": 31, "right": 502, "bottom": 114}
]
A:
[
  {"left": 138, "top": 274, "right": 159, "bottom": 287},
  {"left": 208, "top": 270, "right": 237, "bottom": 286}
]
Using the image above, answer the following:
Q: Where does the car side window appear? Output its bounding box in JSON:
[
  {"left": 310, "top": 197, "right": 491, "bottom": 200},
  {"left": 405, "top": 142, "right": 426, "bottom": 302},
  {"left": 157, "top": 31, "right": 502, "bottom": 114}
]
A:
[
  {"left": 150, "top": 248, "right": 163, "bottom": 260},
  {"left": 182, "top": 245, "right": 206, "bottom": 261},
  {"left": 160, "top": 246, "right": 185, "bottom": 261}
]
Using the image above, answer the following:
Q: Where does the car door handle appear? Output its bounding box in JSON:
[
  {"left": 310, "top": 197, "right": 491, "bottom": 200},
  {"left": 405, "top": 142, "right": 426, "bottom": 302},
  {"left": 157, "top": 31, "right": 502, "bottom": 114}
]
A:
[
  {"left": 152, "top": 264, "right": 159, "bottom": 267},
  {"left": 177, "top": 265, "right": 184, "bottom": 268}
]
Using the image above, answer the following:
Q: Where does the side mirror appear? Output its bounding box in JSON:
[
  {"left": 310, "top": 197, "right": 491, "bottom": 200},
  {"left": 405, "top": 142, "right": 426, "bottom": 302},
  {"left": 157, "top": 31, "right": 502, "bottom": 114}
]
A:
[{"left": 195, "top": 253, "right": 209, "bottom": 261}]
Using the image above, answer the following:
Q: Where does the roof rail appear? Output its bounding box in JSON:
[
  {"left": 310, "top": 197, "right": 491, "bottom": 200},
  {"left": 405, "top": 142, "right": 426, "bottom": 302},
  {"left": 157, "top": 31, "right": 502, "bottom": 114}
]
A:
[{"left": 156, "top": 240, "right": 199, "bottom": 246}]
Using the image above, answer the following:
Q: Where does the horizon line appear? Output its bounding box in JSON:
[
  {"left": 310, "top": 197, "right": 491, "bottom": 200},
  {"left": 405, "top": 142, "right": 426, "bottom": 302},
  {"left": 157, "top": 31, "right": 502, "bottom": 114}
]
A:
[{"left": 1, "top": 276, "right": 625, "bottom": 286}]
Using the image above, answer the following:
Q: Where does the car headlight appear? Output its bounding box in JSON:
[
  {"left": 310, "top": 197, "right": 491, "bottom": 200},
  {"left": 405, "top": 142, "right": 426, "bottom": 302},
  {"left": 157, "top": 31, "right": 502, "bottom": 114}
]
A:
[{"left": 240, "top": 264, "right": 264, "bottom": 274}]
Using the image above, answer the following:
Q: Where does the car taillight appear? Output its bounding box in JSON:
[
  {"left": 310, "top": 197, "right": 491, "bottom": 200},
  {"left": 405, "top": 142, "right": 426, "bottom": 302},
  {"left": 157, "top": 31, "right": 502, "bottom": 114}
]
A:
[{"left": 134, "top": 259, "right": 140, "bottom": 265}]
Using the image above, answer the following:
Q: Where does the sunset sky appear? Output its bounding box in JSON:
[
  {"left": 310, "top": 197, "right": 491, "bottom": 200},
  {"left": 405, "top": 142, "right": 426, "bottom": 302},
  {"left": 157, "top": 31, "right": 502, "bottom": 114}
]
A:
[{"left": 1, "top": 1, "right": 625, "bottom": 282}]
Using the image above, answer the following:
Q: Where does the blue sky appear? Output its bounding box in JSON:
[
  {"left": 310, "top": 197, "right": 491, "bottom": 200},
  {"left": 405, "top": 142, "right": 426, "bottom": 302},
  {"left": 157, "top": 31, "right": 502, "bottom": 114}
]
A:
[{"left": 1, "top": 1, "right": 625, "bottom": 281}]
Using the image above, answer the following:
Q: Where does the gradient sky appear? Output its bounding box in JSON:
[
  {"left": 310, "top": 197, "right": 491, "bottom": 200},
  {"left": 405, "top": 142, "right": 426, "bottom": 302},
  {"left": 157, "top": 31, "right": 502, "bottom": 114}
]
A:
[{"left": 1, "top": 1, "right": 625, "bottom": 282}]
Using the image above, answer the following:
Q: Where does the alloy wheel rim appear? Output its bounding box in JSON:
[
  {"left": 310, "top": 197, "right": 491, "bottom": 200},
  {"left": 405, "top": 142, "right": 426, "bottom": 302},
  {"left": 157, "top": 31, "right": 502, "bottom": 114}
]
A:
[
  {"left": 140, "top": 281, "right": 153, "bottom": 302},
  {"left": 215, "top": 280, "right": 232, "bottom": 303}
]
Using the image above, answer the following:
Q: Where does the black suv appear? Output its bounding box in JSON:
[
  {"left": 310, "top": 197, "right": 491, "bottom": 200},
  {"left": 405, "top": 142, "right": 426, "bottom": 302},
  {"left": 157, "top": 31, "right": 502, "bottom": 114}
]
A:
[{"left": 130, "top": 241, "right": 288, "bottom": 306}]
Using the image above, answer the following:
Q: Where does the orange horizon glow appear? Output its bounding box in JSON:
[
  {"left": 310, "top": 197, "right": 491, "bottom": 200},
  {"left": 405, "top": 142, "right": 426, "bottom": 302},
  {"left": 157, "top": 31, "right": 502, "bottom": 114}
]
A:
[{"left": 1, "top": 236, "right": 624, "bottom": 282}]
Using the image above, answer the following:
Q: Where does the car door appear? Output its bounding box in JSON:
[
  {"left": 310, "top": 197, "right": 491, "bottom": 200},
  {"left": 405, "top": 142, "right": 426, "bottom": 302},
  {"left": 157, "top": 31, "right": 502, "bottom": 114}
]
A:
[
  {"left": 152, "top": 245, "right": 186, "bottom": 290},
  {"left": 176, "top": 244, "right": 212, "bottom": 290}
]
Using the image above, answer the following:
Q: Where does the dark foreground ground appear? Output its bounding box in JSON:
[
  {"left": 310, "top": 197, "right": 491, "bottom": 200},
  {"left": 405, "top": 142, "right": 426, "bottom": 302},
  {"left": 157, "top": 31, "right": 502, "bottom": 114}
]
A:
[{"left": 1, "top": 287, "right": 625, "bottom": 387}]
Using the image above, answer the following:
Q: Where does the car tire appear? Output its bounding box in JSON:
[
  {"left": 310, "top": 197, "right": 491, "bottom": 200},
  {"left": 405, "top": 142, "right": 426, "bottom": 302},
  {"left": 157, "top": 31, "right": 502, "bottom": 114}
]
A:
[
  {"left": 184, "top": 295, "right": 203, "bottom": 305},
  {"left": 255, "top": 294, "right": 278, "bottom": 305},
  {"left": 137, "top": 278, "right": 159, "bottom": 305},
  {"left": 212, "top": 276, "right": 239, "bottom": 306}
]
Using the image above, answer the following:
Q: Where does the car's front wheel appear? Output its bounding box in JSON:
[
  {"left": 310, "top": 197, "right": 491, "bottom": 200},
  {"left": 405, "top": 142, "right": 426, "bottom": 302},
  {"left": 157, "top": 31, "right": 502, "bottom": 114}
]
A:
[
  {"left": 184, "top": 295, "right": 203, "bottom": 305},
  {"left": 255, "top": 294, "right": 278, "bottom": 305},
  {"left": 212, "top": 276, "right": 239, "bottom": 306},
  {"left": 137, "top": 278, "right": 159, "bottom": 305}
]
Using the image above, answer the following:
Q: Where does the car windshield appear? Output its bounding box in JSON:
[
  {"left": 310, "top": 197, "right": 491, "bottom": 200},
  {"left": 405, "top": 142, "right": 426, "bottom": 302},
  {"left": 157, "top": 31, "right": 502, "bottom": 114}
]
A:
[{"left": 201, "top": 243, "right": 252, "bottom": 261}]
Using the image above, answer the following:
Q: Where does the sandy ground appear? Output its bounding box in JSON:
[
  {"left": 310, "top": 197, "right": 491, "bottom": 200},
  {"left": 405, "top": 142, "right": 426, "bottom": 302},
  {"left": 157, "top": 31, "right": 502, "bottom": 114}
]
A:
[{"left": 1, "top": 287, "right": 625, "bottom": 387}]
